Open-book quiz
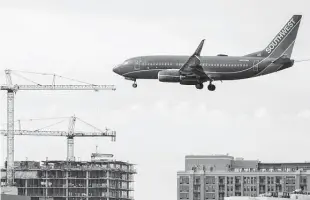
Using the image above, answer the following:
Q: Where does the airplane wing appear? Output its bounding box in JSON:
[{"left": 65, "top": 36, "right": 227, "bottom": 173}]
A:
[{"left": 179, "top": 39, "right": 208, "bottom": 77}]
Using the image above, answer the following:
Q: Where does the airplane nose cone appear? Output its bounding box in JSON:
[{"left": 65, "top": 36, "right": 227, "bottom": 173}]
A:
[{"left": 113, "top": 65, "right": 120, "bottom": 75}]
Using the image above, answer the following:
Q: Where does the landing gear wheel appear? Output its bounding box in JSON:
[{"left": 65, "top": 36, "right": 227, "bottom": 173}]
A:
[
  {"left": 195, "top": 83, "right": 204, "bottom": 89},
  {"left": 132, "top": 82, "right": 137, "bottom": 88},
  {"left": 207, "top": 84, "right": 216, "bottom": 91}
]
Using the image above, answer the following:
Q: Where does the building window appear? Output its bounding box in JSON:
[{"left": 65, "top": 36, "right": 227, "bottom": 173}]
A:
[
  {"left": 180, "top": 193, "right": 189, "bottom": 199},
  {"left": 180, "top": 176, "right": 189, "bottom": 184},
  {"left": 180, "top": 185, "right": 189, "bottom": 192}
]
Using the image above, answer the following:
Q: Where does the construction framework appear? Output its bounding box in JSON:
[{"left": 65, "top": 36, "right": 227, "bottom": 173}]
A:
[
  {"left": 1, "top": 158, "right": 136, "bottom": 200},
  {"left": 0, "top": 69, "right": 116, "bottom": 186}
]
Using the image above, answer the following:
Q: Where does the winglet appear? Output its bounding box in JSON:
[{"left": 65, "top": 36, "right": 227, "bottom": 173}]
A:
[{"left": 193, "top": 39, "right": 205, "bottom": 56}]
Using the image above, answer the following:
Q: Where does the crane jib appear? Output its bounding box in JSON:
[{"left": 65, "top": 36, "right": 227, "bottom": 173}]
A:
[{"left": 1, "top": 85, "right": 116, "bottom": 91}]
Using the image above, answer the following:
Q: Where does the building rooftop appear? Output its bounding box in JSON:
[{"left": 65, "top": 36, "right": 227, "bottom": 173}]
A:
[{"left": 182, "top": 154, "right": 310, "bottom": 173}]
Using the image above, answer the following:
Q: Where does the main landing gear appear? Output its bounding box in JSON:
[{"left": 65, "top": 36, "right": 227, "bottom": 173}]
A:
[
  {"left": 195, "top": 83, "right": 204, "bottom": 89},
  {"left": 195, "top": 82, "right": 216, "bottom": 91},
  {"left": 207, "top": 83, "right": 216, "bottom": 91}
]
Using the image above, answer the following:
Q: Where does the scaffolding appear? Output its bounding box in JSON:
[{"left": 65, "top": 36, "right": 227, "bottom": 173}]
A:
[{"left": 1, "top": 159, "right": 136, "bottom": 200}]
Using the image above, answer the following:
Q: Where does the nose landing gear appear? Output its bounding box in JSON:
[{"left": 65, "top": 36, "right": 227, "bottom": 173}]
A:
[{"left": 132, "top": 81, "right": 137, "bottom": 88}]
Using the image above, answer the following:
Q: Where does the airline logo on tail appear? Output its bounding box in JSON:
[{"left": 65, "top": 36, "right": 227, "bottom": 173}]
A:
[{"left": 265, "top": 17, "right": 297, "bottom": 54}]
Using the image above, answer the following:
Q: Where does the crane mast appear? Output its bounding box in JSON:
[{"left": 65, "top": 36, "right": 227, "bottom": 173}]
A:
[
  {"left": 67, "top": 116, "right": 76, "bottom": 161},
  {"left": 0, "top": 69, "right": 116, "bottom": 186}
]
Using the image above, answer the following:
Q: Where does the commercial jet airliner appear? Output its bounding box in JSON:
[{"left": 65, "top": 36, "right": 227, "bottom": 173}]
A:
[{"left": 113, "top": 15, "right": 302, "bottom": 91}]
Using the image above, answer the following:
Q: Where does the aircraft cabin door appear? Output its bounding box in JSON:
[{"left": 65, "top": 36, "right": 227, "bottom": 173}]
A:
[
  {"left": 253, "top": 60, "right": 259, "bottom": 72},
  {"left": 134, "top": 58, "right": 141, "bottom": 70}
]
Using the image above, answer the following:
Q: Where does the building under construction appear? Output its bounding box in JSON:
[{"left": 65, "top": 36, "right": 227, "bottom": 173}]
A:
[{"left": 1, "top": 156, "right": 136, "bottom": 200}]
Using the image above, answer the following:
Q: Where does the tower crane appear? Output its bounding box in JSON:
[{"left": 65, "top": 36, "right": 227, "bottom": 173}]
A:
[
  {"left": 0, "top": 69, "right": 116, "bottom": 186},
  {"left": 0, "top": 115, "right": 116, "bottom": 162}
]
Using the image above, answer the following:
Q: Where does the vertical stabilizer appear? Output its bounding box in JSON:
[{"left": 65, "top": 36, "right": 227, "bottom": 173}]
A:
[
  {"left": 262, "top": 15, "right": 302, "bottom": 58},
  {"left": 244, "top": 15, "right": 302, "bottom": 58}
]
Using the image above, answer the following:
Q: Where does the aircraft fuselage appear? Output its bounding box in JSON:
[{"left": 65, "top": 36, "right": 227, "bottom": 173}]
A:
[
  {"left": 112, "top": 15, "right": 301, "bottom": 90},
  {"left": 113, "top": 55, "right": 294, "bottom": 82}
]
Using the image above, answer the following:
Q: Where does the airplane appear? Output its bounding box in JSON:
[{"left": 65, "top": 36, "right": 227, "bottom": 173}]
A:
[{"left": 113, "top": 15, "right": 302, "bottom": 91}]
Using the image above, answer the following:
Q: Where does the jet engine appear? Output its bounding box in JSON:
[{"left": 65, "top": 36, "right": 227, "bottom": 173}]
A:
[
  {"left": 158, "top": 69, "right": 181, "bottom": 82},
  {"left": 158, "top": 69, "right": 200, "bottom": 85}
]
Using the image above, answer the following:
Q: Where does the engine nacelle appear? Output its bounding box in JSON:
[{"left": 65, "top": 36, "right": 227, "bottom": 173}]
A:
[
  {"left": 158, "top": 69, "right": 181, "bottom": 82},
  {"left": 179, "top": 78, "right": 199, "bottom": 85}
]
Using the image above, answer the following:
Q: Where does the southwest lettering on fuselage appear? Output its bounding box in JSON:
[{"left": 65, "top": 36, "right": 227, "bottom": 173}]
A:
[
  {"left": 112, "top": 15, "right": 302, "bottom": 91},
  {"left": 265, "top": 18, "right": 296, "bottom": 54}
]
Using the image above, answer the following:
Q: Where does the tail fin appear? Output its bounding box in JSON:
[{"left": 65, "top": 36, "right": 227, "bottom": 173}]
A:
[
  {"left": 245, "top": 15, "right": 302, "bottom": 58},
  {"left": 262, "top": 15, "right": 302, "bottom": 58}
]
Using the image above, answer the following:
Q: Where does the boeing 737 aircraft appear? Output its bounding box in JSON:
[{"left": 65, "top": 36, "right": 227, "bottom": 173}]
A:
[{"left": 113, "top": 15, "right": 302, "bottom": 91}]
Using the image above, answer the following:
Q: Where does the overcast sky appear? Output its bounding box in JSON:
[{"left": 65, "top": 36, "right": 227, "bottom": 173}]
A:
[{"left": 0, "top": 0, "right": 310, "bottom": 200}]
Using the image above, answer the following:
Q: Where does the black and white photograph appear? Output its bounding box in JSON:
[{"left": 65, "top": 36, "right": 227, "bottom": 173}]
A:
[{"left": 0, "top": 1, "right": 309, "bottom": 200}]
